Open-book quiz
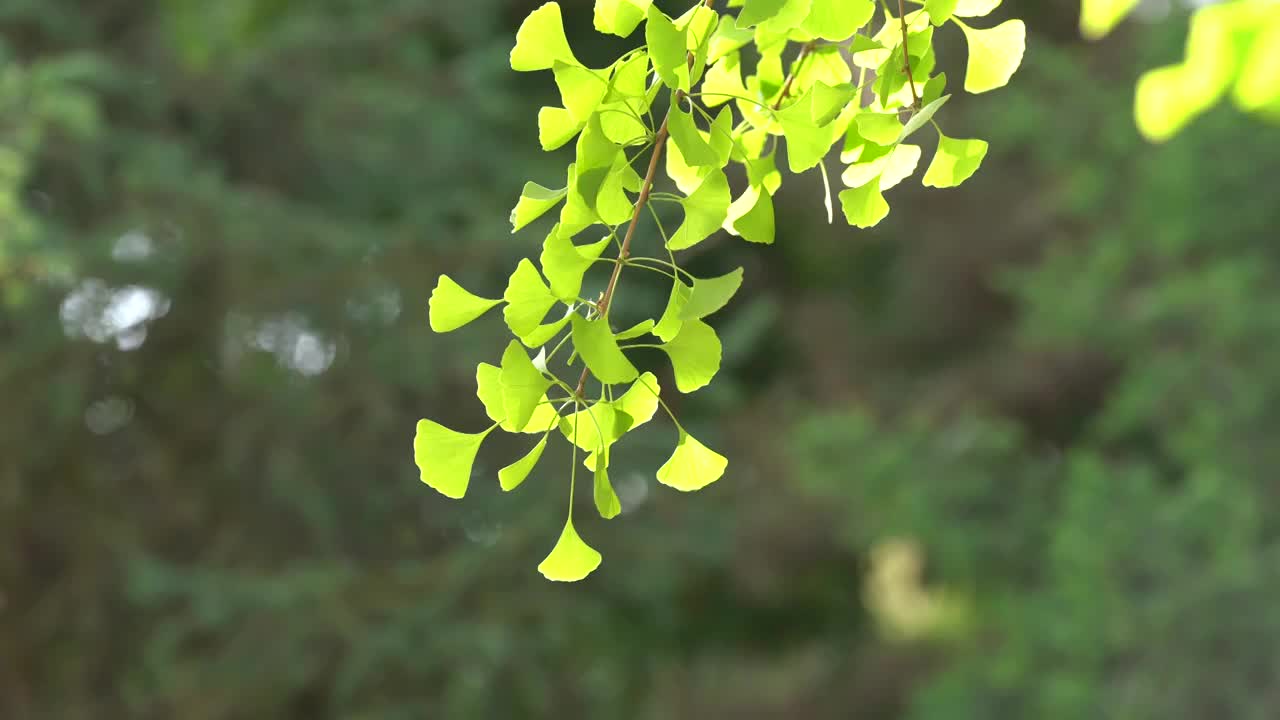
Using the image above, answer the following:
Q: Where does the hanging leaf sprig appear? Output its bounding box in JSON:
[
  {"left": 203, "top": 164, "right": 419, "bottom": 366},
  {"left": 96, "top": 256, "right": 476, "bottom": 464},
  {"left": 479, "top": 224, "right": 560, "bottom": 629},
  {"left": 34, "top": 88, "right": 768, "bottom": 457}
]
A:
[{"left": 416, "top": 0, "right": 1027, "bottom": 581}]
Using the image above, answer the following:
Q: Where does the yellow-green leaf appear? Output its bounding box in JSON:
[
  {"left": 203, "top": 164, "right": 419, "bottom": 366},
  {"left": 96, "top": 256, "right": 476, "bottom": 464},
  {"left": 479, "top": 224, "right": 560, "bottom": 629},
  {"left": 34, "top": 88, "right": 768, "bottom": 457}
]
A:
[
  {"left": 511, "top": 2, "right": 579, "bottom": 72},
  {"left": 1080, "top": 0, "right": 1138, "bottom": 40},
  {"left": 428, "top": 275, "right": 501, "bottom": 333},
  {"left": 960, "top": 19, "right": 1026, "bottom": 94},
  {"left": 503, "top": 259, "right": 559, "bottom": 337},
  {"left": 839, "top": 181, "right": 890, "bottom": 228},
  {"left": 413, "top": 419, "right": 492, "bottom": 499},
  {"left": 659, "top": 318, "right": 722, "bottom": 393},
  {"left": 594, "top": 459, "right": 622, "bottom": 518},
  {"left": 499, "top": 437, "right": 547, "bottom": 491},
  {"left": 681, "top": 268, "right": 744, "bottom": 320},
  {"left": 594, "top": 0, "right": 652, "bottom": 37},
  {"left": 500, "top": 341, "right": 554, "bottom": 432},
  {"left": 571, "top": 315, "right": 640, "bottom": 383},
  {"left": 538, "top": 518, "right": 602, "bottom": 581},
  {"left": 511, "top": 182, "right": 567, "bottom": 233},
  {"left": 922, "top": 134, "right": 988, "bottom": 187},
  {"left": 669, "top": 169, "right": 731, "bottom": 251},
  {"left": 656, "top": 431, "right": 727, "bottom": 491}
]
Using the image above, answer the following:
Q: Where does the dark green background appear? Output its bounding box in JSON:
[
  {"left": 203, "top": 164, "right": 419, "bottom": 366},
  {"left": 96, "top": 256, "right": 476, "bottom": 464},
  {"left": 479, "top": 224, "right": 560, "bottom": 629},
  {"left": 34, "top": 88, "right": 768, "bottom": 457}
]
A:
[{"left": 4, "top": 1, "right": 1279, "bottom": 718}]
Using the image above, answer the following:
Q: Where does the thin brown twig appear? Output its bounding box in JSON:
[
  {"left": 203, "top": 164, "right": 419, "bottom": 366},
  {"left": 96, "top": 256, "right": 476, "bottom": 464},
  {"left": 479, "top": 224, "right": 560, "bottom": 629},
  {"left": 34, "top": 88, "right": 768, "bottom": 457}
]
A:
[
  {"left": 897, "top": 0, "right": 920, "bottom": 108},
  {"left": 573, "top": 0, "right": 715, "bottom": 398},
  {"left": 773, "top": 41, "right": 818, "bottom": 109}
]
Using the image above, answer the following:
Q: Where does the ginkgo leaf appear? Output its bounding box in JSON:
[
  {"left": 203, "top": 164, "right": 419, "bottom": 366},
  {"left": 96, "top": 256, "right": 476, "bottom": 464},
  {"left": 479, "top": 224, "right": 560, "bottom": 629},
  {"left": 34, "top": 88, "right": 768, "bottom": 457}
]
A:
[
  {"left": 738, "top": 0, "right": 789, "bottom": 27},
  {"left": 476, "top": 363, "right": 559, "bottom": 432},
  {"left": 879, "top": 144, "right": 922, "bottom": 191},
  {"left": 778, "top": 92, "right": 839, "bottom": 173},
  {"left": 511, "top": 182, "right": 567, "bottom": 232},
  {"left": 841, "top": 141, "right": 894, "bottom": 187},
  {"left": 560, "top": 401, "right": 634, "bottom": 455},
  {"left": 960, "top": 19, "right": 1026, "bottom": 94},
  {"left": 725, "top": 185, "right": 775, "bottom": 244},
  {"left": 616, "top": 373, "right": 661, "bottom": 426},
  {"left": 803, "top": 0, "right": 874, "bottom": 40},
  {"left": 702, "top": 51, "right": 749, "bottom": 107},
  {"left": 540, "top": 227, "right": 611, "bottom": 302},
  {"left": 653, "top": 280, "right": 693, "bottom": 342},
  {"left": 758, "top": 0, "right": 814, "bottom": 34},
  {"left": 840, "top": 180, "right": 890, "bottom": 228},
  {"left": 503, "top": 259, "right": 559, "bottom": 337},
  {"left": 511, "top": 2, "right": 579, "bottom": 72},
  {"left": 656, "top": 431, "right": 727, "bottom": 491},
  {"left": 519, "top": 312, "right": 572, "bottom": 349},
  {"left": 669, "top": 169, "right": 731, "bottom": 251},
  {"left": 668, "top": 105, "right": 720, "bottom": 167},
  {"left": 539, "top": 106, "right": 584, "bottom": 150},
  {"left": 922, "top": 134, "right": 988, "bottom": 187},
  {"left": 856, "top": 112, "right": 902, "bottom": 145},
  {"left": 921, "top": 72, "right": 948, "bottom": 106},
  {"left": 414, "top": 419, "right": 492, "bottom": 499},
  {"left": 659, "top": 318, "right": 722, "bottom": 393},
  {"left": 554, "top": 62, "right": 609, "bottom": 120},
  {"left": 810, "top": 81, "right": 856, "bottom": 126},
  {"left": 500, "top": 341, "right": 553, "bottom": 432},
  {"left": 594, "top": 0, "right": 651, "bottom": 37},
  {"left": 617, "top": 319, "right": 655, "bottom": 341},
  {"left": 646, "top": 6, "right": 688, "bottom": 90},
  {"left": 594, "top": 459, "right": 622, "bottom": 518},
  {"left": 1080, "top": 0, "right": 1136, "bottom": 39},
  {"left": 499, "top": 436, "right": 547, "bottom": 491},
  {"left": 571, "top": 315, "right": 640, "bottom": 383},
  {"left": 897, "top": 94, "right": 950, "bottom": 143},
  {"left": 681, "top": 268, "right": 744, "bottom": 320},
  {"left": 538, "top": 517, "right": 602, "bottom": 582},
  {"left": 926, "top": 0, "right": 959, "bottom": 25},
  {"left": 429, "top": 275, "right": 501, "bottom": 333}
]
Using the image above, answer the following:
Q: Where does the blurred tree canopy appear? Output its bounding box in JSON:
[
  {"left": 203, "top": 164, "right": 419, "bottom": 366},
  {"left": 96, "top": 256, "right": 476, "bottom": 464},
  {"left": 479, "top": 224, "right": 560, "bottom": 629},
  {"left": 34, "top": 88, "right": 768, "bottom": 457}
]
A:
[{"left": 2, "top": 1, "right": 1279, "bottom": 719}]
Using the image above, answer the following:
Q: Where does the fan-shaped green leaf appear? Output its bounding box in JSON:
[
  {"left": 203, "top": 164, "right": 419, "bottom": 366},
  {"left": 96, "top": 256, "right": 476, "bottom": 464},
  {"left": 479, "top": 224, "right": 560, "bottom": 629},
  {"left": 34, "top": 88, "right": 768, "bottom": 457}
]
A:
[
  {"left": 839, "top": 181, "right": 890, "bottom": 228},
  {"left": 503, "top": 259, "right": 559, "bottom": 337},
  {"left": 511, "top": 2, "right": 579, "bottom": 71},
  {"left": 594, "top": 459, "right": 622, "bottom": 518},
  {"left": 803, "top": 0, "right": 874, "bottom": 40},
  {"left": 554, "top": 62, "right": 610, "bottom": 120},
  {"left": 500, "top": 341, "right": 554, "bottom": 432},
  {"left": 538, "top": 517, "right": 602, "bottom": 581},
  {"left": 659, "top": 318, "right": 722, "bottom": 393},
  {"left": 725, "top": 185, "right": 775, "bottom": 244},
  {"left": 538, "top": 106, "right": 584, "bottom": 150},
  {"left": 654, "top": 280, "right": 693, "bottom": 342},
  {"left": 668, "top": 105, "right": 720, "bottom": 167},
  {"left": 476, "top": 363, "right": 560, "bottom": 432},
  {"left": 681, "top": 268, "right": 744, "bottom": 320},
  {"left": 571, "top": 315, "right": 640, "bottom": 383},
  {"left": 922, "top": 134, "right": 988, "bottom": 187},
  {"left": 879, "top": 144, "right": 922, "bottom": 190},
  {"left": 511, "top": 182, "right": 567, "bottom": 232},
  {"left": 499, "top": 437, "right": 547, "bottom": 491},
  {"left": 429, "top": 275, "right": 501, "bottom": 333},
  {"left": 646, "top": 6, "right": 688, "bottom": 90},
  {"left": 960, "top": 19, "right": 1026, "bottom": 94},
  {"left": 656, "top": 431, "right": 727, "bottom": 491},
  {"left": 616, "top": 373, "right": 661, "bottom": 427},
  {"left": 738, "top": 0, "right": 789, "bottom": 27},
  {"left": 594, "top": 0, "right": 651, "bottom": 37},
  {"left": 856, "top": 112, "right": 902, "bottom": 145},
  {"left": 414, "top": 420, "right": 493, "bottom": 499},
  {"left": 541, "top": 227, "right": 611, "bottom": 302},
  {"left": 669, "top": 168, "right": 731, "bottom": 251},
  {"left": 956, "top": 0, "right": 1001, "bottom": 16},
  {"left": 926, "top": 0, "right": 959, "bottom": 25}
]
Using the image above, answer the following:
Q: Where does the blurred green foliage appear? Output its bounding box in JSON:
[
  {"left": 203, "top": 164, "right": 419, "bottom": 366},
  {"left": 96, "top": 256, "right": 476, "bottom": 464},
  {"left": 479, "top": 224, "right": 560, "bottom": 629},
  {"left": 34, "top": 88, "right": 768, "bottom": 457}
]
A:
[{"left": 2, "top": 1, "right": 1279, "bottom": 718}]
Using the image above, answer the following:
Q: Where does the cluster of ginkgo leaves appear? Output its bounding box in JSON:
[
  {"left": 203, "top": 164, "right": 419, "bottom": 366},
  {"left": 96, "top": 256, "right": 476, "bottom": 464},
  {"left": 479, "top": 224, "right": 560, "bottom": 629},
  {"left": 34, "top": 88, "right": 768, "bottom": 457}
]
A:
[
  {"left": 1081, "top": 0, "right": 1280, "bottom": 142},
  {"left": 417, "top": 0, "right": 1026, "bottom": 582}
]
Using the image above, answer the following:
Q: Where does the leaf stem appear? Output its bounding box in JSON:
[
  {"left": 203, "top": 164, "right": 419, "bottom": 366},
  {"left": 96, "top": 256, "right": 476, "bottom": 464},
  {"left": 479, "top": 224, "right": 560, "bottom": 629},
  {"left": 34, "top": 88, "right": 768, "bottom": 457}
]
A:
[{"left": 572, "top": 0, "right": 717, "bottom": 399}]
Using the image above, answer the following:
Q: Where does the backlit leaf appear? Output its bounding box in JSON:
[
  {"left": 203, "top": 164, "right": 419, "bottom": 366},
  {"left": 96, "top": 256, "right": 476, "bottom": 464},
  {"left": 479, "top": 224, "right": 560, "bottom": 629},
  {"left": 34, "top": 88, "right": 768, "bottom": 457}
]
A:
[
  {"left": 499, "top": 437, "right": 547, "bottom": 491},
  {"left": 500, "top": 341, "right": 554, "bottom": 432},
  {"left": 571, "top": 315, "right": 640, "bottom": 383},
  {"left": 669, "top": 168, "right": 731, "bottom": 251},
  {"left": 594, "top": 0, "right": 652, "bottom": 37},
  {"left": 646, "top": 6, "right": 688, "bottom": 90},
  {"left": 922, "top": 134, "right": 988, "bottom": 187},
  {"left": 659, "top": 318, "right": 722, "bottom": 393},
  {"left": 538, "top": 518, "right": 602, "bottom": 581},
  {"left": 960, "top": 19, "right": 1026, "bottom": 94},
  {"left": 503, "top": 259, "right": 559, "bottom": 337},
  {"left": 554, "top": 62, "right": 609, "bottom": 120},
  {"left": 541, "top": 227, "right": 612, "bottom": 302},
  {"left": 839, "top": 181, "right": 890, "bottom": 228},
  {"left": 802, "top": 0, "right": 874, "bottom": 40},
  {"left": 681, "top": 268, "right": 744, "bottom": 320},
  {"left": 1080, "top": 0, "right": 1137, "bottom": 39},
  {"left": 654, "top": 279, "right": 693, "bottom": 342},
  {"left": 725, "top": 185, "right": 775, "bottom": 244},
  {"left": 656, "top": 431, "right": 727, "bottom": 491},
  {"left": 414, "top": 420, "right": 492, "bottom": 499},
  {"left": 594, "top": 459, "right": 622, "bottom": 518},
  {"left": 511, "top": 2, "right": 579, "bottom": 71},
  {"left": 668, "top": 105, "right": 720, "bottom": 167},
  {"left": 511, "top": 182, "right": 567, "bottom": 232},
  {"left": 429, "top": 275, "right": 501, "bottom": 333}
]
